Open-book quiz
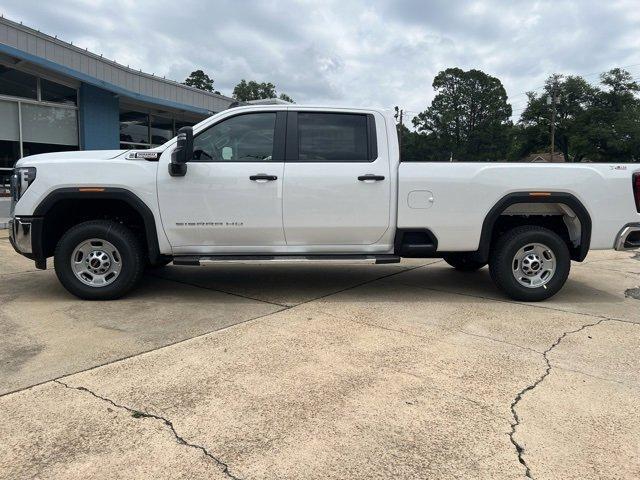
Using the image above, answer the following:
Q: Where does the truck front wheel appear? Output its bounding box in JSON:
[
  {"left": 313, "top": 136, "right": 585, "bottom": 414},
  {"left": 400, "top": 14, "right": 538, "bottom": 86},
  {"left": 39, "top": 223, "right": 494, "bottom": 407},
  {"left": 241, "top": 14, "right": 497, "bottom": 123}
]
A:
[
  {"left": 489, "top": 225, "right": 570, "bottom": 301},
  {"left": 54, "top": 220, "right": 145, "bottom": 300}
]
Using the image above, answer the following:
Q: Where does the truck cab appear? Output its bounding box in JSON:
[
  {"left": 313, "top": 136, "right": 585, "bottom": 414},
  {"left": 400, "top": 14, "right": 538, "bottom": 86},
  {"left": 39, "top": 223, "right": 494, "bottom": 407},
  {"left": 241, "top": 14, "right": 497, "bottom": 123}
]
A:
[{"left": 158, "top": 106, "right": 397, "bottom": 255}]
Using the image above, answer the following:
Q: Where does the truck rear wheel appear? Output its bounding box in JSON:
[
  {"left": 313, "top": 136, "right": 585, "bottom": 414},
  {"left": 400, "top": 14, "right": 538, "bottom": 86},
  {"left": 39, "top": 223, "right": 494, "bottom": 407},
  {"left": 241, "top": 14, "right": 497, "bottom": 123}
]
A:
[
  {"left": 54, "top": 220, "right": 145, "bottom": 300},
  {"left": 489, "top": 225, "right": 570, "bottom": 301},
  {"left": 443, "top": 253, "right": 486, "bottom": 271}
]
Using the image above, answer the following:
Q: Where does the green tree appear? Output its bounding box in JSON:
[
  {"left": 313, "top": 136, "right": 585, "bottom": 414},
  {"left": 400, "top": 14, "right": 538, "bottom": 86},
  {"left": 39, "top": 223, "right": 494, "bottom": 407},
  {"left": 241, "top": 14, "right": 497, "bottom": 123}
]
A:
[
  {"left": 232, "top": 80, "right": 276, "bottom": 101},
  {"left": 398, "top": 125, "right": 441, "bottom": 162},
  {"left": 232, "top": 79, "right": 294, "bottom": 102},
  {"left": 583, "top": 69, "right": 640, "bottom": 162},
  {"left": 412, "top": 68, "right": 513, "bottom": 161},
  {"left": 278, "top": 92, "right": 295, "bottom": 103},
  {"left": 515, "top": 74, "right": 596, "bottom": 162},
  {"left": 183, "top": 70, "right": 220, "bottom": 94},
  {"left": 514, "top": 69, "right": 640, "bottom": 162}
]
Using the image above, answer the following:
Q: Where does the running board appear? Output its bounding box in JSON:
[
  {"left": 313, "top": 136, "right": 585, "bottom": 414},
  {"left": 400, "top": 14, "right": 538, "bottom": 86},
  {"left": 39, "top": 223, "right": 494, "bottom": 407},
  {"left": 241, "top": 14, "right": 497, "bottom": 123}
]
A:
[{"left": 173, "top": 254, "right": 401, "bottom": 266}]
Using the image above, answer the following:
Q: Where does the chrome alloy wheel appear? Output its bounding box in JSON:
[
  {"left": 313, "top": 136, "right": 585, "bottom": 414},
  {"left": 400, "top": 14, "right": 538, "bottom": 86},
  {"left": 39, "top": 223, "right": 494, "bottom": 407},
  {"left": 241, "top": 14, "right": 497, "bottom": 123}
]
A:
[
  {"left": 512, "top": 242, "right": 556, "bottom": 288},
  {"left": 71, "top": 238, "right": 122, "bottom": 287}
]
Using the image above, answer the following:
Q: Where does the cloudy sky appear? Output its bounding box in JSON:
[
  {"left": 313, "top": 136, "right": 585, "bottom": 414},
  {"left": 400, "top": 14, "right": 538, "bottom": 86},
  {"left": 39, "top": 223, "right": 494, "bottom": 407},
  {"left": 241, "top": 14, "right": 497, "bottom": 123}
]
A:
[{"left": 2, "top": 0, "right": 640, "bottom": 120}]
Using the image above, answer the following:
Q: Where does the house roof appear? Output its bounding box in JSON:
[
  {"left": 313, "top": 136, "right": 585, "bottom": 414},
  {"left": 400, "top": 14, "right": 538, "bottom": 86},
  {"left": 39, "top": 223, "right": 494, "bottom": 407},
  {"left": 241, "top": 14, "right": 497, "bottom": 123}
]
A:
[{"left": 523, "top": 152, "right": 566, "bottom": 163}]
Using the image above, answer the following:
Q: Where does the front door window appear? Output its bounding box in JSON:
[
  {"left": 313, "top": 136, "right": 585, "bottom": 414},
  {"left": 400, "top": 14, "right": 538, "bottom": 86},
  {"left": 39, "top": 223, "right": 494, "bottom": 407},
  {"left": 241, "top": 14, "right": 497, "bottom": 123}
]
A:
[{"left": 192, "top": 113, "right": 276, "bottom": 162}]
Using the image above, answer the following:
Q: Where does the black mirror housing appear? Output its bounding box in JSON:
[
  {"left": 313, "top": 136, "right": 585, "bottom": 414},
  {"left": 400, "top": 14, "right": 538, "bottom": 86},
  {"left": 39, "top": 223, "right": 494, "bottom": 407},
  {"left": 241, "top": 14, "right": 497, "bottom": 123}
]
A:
[{"left": 169, "top": 126, "right": 194, "bottom": 177}]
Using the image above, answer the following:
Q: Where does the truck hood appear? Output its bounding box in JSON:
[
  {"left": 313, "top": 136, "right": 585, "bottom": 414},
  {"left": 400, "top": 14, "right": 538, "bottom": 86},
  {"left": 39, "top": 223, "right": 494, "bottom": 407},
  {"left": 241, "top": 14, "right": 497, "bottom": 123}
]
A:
[{"left": 15, "top": 150, "right": 127, "bottom": 167}]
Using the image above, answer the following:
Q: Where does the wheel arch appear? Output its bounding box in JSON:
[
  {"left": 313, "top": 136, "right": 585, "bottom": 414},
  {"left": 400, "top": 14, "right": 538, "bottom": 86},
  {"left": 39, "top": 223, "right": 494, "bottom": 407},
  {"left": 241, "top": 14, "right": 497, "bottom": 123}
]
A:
[
  {"left": 478, "top": 192, "right": 592, "bottom": 263},
  {"left": 33, "top": 187, "right": 161, "bottom": 264}
]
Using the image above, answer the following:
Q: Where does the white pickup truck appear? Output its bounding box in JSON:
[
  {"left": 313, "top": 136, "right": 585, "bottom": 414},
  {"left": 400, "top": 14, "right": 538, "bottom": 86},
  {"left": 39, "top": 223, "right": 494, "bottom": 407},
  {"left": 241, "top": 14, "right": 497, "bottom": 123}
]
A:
[{"left": 8, "top": 105, "right": 640, "bottom": 301}]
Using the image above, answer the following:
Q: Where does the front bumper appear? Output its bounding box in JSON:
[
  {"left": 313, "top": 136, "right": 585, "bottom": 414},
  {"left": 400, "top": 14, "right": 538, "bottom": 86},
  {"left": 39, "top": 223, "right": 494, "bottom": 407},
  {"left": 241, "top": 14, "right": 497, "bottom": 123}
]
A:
[
  {"left": 614, "top": 223, "right": 640, "bottom": 250},
  {"left": 9, "top": 216, "right": 47, "bottom": 269},
  {"left": 9, "top": 217, "right": 33, "bottom": 254}
]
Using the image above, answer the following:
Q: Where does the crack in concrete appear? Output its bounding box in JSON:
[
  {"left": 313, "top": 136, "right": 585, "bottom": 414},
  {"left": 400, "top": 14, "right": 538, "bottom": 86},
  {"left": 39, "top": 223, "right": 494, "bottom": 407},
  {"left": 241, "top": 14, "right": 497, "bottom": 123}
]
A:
[
  {"left": 508, "top": 317, "right": 608, "bottom": 479},
  {"left": 343, "top": 274, "right": 640, "bottom": 477},
  {"left": 54, "top": 379, "right": 242, "bottom": 480}
]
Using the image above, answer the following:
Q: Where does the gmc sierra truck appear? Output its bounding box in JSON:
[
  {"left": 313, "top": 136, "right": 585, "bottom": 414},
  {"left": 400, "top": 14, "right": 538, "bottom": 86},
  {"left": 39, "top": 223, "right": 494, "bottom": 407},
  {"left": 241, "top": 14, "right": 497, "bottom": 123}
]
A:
[{"left": 8, "top": 105, "right": 640, "bottom": 301}]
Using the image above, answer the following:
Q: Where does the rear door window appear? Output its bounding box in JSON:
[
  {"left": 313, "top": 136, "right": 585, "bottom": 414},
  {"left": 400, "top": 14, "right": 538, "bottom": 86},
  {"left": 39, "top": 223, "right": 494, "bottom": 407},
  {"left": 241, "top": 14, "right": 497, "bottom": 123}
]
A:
[{"left": 297, "top": 113, "right": 370, "bottom": 162}]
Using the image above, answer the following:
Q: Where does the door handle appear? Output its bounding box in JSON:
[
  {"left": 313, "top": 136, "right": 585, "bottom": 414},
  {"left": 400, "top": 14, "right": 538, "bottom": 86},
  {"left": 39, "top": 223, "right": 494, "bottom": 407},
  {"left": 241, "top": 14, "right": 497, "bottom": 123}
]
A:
[
  {"left": 250, "top": 174, "right": 278, "bottom": 182},
  {"left": 358, "top": 174, "right": 385, "bottom": 181}
]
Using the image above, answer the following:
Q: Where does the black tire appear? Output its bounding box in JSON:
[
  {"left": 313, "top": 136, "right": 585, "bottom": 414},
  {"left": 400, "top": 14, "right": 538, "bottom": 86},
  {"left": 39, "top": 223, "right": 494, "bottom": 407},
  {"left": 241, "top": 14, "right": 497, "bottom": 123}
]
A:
[
  {"left": 54, "top": 220, "right": 145, "bottom": 300},
  {"left": 489, "top": 225, "right": 570, "bottom": 302},
  {"left": 443, "top": 253, "right": 487, "bottom": 272}
]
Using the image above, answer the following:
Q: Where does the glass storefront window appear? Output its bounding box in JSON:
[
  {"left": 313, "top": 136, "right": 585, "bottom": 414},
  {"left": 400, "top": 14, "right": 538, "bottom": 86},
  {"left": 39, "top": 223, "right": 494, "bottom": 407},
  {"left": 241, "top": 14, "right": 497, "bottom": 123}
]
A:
[
  {"left": 0, "top": 101, "right": 79, "bottom": 168},
  {"left": 120, "top": 143, "right": 142, "bottom": 150},
  {"left": 0, "top": 65, "right": 37, "bottom": 100},
  {"left": 22, "top": 142, "right": 77, "bottom": 157},
  {"left": 0, "top": 140, "right": 20, "bottom": 169},
  {"left": 119, "top": 108, "right": 200, "bottom": 150},
  {"left": 0, "top": 65, "right": 79, "bottom": 167},
  {"left": 174, "top": 121, "right": 195, "bottom": 135},
  {"left": 0, "top": 100, "right": 20, "bottom": 169},
  {"left": 120, "top": 110, "right": 149, "bottom": 145},
  {"left": 21, "top": 104, "right": 78, "bottom": 147},
  {"left": 151, "top": 115, "right": 173, "bottom": 146},
  {"left": 41, "top": 79, "right": 77, "bottom": 105},
  {"left": 0, "top": 100, "right": 19, "bottom": 142}
]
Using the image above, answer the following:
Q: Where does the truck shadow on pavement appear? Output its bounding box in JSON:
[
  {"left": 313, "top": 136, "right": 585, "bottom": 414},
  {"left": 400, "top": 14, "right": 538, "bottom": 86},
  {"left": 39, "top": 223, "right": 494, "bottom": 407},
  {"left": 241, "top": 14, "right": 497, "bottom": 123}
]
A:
[
  {"left": 0, "top": 260, "right": 627, "bottom": 309},
  {"left": 147, "top": 262, "right": 624, "bottom": 308}
]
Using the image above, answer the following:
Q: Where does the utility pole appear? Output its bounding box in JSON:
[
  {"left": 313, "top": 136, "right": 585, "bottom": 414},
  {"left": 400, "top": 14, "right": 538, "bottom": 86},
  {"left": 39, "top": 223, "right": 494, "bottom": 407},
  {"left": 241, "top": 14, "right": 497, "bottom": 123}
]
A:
[
  {"left": 548, "top": 77, "right": 561, "bottom": 162},
  {"left": 550, "top": 90, "right": 557, "bottom": 162},
  {"left": 399, "top": 109, "right": 404, "bottom": 157},
  {"left": 394, "top": 106, "right": 404, "bottom": 157}
]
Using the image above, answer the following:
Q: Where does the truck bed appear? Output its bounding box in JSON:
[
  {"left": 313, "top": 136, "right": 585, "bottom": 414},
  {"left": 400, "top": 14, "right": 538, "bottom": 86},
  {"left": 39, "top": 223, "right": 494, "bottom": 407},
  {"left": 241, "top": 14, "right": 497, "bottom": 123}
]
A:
[{"left": 398, "top": 162, "right": 639, "bottom": 251}]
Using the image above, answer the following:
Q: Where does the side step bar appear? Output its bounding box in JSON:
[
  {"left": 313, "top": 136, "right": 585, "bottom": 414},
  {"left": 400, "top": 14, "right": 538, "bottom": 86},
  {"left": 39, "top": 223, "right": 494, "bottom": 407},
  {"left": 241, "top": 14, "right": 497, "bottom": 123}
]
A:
[{"left": 173, "top": 254, "right": 401, "bottom": 266}]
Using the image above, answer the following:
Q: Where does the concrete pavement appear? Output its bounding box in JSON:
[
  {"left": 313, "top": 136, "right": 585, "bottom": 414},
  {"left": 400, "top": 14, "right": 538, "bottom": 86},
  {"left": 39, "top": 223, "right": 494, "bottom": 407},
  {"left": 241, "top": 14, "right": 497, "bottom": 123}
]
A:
[{"left": 0, "top": 230, "right": 639, "bottom": 479}]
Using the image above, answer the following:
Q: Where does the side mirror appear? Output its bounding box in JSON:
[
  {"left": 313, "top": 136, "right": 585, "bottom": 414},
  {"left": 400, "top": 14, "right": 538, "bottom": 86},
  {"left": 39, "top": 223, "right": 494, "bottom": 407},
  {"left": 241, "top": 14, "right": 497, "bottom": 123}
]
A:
[{"left": 169, "top": 127, "right": 193, "bottom": 177}]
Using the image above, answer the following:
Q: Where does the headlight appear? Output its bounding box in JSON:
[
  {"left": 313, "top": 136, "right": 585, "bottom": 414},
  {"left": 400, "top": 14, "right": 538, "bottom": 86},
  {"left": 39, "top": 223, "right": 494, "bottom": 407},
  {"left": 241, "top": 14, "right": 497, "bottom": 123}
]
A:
[{"left": 11, "top": 167, "right": 37, "bottom": 202}]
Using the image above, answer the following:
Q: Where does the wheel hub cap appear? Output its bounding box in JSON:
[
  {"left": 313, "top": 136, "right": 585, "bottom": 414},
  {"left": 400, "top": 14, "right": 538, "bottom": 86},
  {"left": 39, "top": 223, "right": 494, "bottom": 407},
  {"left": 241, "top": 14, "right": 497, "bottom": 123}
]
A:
[
  {"left": 87, "top": 250, "right": 111, "bottom": 274},
  {"left": 71, "top": 239, "right": 122, "bottom": 287},
  {"left": 521, "top": 253, "right": 542, "bottom": 276},
  {"left": 512, "top": 243, "right": 556, "bottom": 288}
]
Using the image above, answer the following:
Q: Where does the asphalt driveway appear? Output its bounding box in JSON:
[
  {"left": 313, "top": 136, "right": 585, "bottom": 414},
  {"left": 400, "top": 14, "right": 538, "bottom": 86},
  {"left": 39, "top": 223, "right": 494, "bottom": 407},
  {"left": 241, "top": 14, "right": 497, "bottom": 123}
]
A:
[{"left": 1, "top": 228, "right": 639, "bottom": 479}]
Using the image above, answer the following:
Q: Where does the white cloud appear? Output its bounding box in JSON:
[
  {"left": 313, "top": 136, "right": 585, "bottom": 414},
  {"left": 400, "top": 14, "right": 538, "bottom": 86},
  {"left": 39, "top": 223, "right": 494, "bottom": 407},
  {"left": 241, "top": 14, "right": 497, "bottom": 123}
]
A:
[{"left": 2, "top": 0, "right": 639, "bottom": 120}]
